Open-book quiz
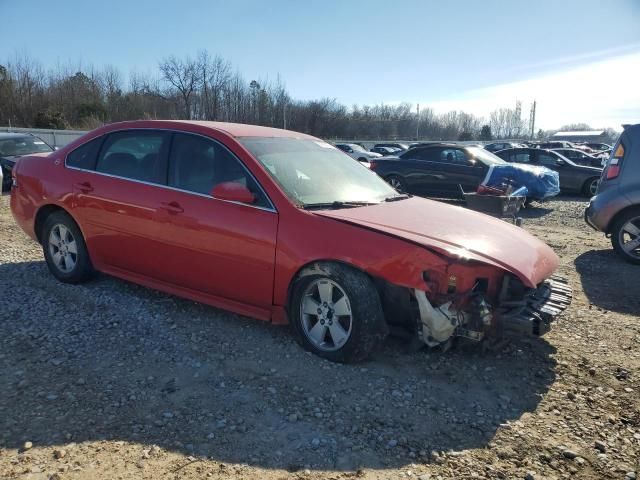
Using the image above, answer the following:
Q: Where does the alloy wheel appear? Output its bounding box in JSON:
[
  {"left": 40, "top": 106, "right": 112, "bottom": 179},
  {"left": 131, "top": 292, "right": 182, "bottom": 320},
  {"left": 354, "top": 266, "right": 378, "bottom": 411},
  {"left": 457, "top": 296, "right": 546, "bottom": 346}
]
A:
[
  {"left": 300, "top": 278, "right": 353, "bottom": 352},
  {"left": 618, "top": 217, "right": 640, "bottom": 259},
  {"left": 389, "top": 177, "right": 404, "bottom": 191},
  {"left": 48, "top": 224, "right": 78, "bottom": 273},
  {"left": 589, "top": 178, "right": 599, "bottom": 196}
]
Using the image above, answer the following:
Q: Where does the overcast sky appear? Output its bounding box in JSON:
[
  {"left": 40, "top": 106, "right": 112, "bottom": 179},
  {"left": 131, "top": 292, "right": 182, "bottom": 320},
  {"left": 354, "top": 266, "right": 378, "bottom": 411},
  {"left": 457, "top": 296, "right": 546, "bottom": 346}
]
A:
[{"left": 1, "top": 0, "right": 639, "bottom": 129}]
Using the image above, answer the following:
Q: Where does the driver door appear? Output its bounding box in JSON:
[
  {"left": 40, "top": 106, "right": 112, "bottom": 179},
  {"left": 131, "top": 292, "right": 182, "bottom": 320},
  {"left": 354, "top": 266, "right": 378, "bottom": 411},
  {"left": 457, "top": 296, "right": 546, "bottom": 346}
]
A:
[{"left": 152, "top": 132, "right": 278, "bottom": 309}]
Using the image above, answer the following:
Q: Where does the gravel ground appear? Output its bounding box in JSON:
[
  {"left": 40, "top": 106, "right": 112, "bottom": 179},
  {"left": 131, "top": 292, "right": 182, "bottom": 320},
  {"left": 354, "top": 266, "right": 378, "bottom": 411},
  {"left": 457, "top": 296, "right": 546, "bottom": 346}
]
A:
[{"left": 0, "top": 193, "right": 638, "bottom": 480}]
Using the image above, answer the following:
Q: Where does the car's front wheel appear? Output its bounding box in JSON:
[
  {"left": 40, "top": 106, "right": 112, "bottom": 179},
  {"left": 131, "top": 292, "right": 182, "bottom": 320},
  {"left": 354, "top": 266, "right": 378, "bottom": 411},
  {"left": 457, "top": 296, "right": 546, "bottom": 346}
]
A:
[
  {"left": 611, "top": 208, "right": 640, "bottom": 264},
  {"left": 42, "top": 211, "right": 94, "bottom": 283},
  {"left": 290, "top": 263, "right": 387, "bottom": 363}
]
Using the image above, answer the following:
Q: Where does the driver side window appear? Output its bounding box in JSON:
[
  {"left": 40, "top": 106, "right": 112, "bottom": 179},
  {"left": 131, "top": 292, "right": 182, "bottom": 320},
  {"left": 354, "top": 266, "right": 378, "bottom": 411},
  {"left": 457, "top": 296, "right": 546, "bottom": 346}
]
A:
[
  {"left": 168, "top": 133, "right": 270, "bottom": 207},
  {"left": 538, "top": 153, "right": 558, "bottom": 167}
]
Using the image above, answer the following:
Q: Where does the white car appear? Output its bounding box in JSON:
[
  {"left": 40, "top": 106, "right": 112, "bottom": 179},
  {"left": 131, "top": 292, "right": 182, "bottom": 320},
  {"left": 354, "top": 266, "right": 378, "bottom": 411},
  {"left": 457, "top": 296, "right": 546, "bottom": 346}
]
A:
[{"left": 334, "top": 143, "right": 382, "bottom": 164}]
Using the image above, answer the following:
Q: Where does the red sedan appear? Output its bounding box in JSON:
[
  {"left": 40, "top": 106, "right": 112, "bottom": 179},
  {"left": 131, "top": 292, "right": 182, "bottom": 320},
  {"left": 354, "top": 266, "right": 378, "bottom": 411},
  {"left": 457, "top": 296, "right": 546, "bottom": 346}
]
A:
[{"left": 10, "top": 121, "right": 570, "bottom": 362}]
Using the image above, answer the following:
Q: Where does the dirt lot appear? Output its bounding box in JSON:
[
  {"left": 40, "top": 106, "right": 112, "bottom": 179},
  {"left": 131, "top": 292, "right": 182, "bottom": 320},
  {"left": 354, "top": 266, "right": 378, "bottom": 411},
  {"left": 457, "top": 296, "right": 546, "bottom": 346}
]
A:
[{"left": 0, "top": 193, "right": 638, "bottom": 480}]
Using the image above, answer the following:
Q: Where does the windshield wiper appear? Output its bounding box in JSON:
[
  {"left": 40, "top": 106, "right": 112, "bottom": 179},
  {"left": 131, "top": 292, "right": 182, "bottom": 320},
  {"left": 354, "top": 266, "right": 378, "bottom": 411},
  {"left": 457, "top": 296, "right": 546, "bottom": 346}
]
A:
[
  {"left": 301, "top": 200, "right": 379, "bottom": 210},
  {"left": 384, "top": 194, "right": 410, "bottom": 202}
]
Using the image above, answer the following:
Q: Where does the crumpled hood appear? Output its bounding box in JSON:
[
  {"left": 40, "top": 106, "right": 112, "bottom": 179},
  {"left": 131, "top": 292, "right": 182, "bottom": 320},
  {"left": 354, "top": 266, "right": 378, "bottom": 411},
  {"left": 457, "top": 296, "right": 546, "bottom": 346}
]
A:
[{"left": 314, "top": 196, "right": 559, "bottom": 287}]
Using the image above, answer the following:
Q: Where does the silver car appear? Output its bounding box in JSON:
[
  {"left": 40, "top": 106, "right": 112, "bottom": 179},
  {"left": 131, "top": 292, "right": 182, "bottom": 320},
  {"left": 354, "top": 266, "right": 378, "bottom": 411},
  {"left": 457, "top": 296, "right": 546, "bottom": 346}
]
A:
[{"left": 585, "top": 123, "right": 640, "bottom": 263}]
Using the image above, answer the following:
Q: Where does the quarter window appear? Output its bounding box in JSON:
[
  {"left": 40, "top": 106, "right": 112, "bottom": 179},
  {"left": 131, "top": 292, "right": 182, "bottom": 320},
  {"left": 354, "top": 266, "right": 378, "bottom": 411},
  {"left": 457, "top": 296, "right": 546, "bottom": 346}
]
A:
[
  {"left": 96, "top": 131, "right": 168, "bottom": 184},
  {"left": 168, "top": 133, "right": 269, "bottom": 208}
]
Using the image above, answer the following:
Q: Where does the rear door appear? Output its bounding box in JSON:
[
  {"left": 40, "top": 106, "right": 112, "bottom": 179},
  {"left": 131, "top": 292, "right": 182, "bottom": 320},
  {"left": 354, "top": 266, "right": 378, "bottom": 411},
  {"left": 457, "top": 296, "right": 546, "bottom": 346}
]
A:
[
  {"left": 392, "top": 148, "right": 437, "bottom": 194},
  {"left": 67, "top": 130, "right": 172, "bottom": 275}
]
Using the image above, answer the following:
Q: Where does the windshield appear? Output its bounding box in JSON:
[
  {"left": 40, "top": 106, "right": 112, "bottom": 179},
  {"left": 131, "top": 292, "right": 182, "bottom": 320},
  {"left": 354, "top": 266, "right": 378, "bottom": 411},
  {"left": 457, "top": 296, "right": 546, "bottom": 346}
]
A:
[
  {"left": 0, "top": 136, "right": 53, "bottom": 156},
  {"left": 468, "top": 147, "right": 506, "bottom": 166},
  {"left": 350, "top": 144, "right": 366, "bottom": 152},
  {"left": 240, "top": 137, "right": 399, "bottom": 206}
]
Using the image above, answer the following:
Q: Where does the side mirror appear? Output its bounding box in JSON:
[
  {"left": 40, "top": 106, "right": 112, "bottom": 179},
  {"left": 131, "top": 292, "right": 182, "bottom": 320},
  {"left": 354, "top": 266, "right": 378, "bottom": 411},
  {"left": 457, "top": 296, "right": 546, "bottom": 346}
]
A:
[{"left": 211, "top": 182, "right": 255, "bottom": 204}]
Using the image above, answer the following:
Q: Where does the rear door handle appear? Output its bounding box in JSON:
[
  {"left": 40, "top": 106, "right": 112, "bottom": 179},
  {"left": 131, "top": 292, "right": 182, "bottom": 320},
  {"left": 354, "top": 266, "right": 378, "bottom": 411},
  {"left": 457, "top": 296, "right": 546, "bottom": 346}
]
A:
[
  {"left": 159, "top": 201, "right": 184, "bottom": 214},
  {"left": 73, "top": 181, "right": 94, "bottom": 194}
]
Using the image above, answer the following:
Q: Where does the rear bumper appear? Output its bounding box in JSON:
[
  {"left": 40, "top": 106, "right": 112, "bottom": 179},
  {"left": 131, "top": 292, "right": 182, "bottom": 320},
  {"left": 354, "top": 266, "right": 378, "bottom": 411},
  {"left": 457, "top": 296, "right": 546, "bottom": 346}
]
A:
[
  {"left": 584, "top": 187, "right": 630, "bottom": 233},
  {"left": 498, "top": 275, "right": 572, "bottom": 336},
  {"left": 584, "top": 203, "right": 598, "bottom": 231}
]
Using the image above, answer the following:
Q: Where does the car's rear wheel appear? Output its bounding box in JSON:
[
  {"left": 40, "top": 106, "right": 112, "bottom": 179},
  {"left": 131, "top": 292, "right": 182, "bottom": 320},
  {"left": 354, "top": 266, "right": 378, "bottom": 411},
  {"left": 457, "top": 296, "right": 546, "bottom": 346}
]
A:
[
  {"left": 386, "top": 175, "right": 408, "bottom": 193},
  {"left": 42, "top": 211, "right": 93, "bottom": 283},
  {"left": 611, "top": 209, "right": 640, "bottom": 264},
  {"left": 583, "top": 177, "right": 599, "bottom": 197},
  {"left": 290, "top": 263, "right": 387, "bottom": 363}
]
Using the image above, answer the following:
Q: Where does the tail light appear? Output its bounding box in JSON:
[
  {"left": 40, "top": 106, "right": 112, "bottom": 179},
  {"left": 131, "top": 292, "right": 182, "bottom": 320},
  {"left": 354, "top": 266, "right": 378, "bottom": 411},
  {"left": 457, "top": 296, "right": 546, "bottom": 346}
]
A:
[
  {"left": 369, "top": 160, "right": 377, "bottom": 170},
  {"left": 606, "top": 143, "right": 625, "bottom": 180}
]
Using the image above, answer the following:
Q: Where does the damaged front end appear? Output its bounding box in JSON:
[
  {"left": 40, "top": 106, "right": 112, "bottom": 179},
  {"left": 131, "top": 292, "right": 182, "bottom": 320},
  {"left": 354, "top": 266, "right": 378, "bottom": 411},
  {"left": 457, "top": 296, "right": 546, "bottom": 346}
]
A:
[{"left": 413, "top": 272, "right": 572, "bottom": 348}]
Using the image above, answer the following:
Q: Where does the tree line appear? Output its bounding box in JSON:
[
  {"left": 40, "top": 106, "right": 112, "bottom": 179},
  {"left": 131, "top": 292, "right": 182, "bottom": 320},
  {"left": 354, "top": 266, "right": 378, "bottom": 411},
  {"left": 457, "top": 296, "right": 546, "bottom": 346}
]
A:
[{"left": 0, "top": 51, "right": 615, "bottom": 142}]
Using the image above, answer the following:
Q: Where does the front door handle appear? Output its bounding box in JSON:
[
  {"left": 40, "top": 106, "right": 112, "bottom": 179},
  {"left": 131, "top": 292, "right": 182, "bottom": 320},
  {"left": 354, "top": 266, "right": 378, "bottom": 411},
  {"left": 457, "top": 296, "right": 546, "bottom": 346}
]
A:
[
  {"left": 73, "top": 181, "right": 94, "bottom": 194},
  {"left": 159, "top": 201, "right": 184, "bottom": 214}
]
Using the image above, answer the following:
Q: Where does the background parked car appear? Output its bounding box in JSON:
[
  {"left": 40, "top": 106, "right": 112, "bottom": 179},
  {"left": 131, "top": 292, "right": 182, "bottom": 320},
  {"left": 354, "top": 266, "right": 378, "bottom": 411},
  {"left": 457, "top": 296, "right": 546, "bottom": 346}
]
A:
[
  {"left": 539, "top": 141, "right": 576, "bottom": 150},
  {"left": 584, "top": 142, "right": 612, "bottom": 152},
  {"left": 585, "top": 123, "right": 640, "bottom": 263},
  {"left": 0, "top": 133, "right": 54, "bottom": 191},
  {"left": 373, "top": 142, "right": 409, "bottom": 151},
  {"left": 369, "top": 143, "right": 555, "bottom": 200},
  {"left": 551, "top": 148, "right": 605, "bottom": 167},
  {"left": 334, "top": 143, "right": 382, "bottom": 163},
  {"left": 370, "top": 146, "right": 401, "bottom": 156},
  {"left": 494, "top": 147, "right": 602, "bottom": 196},
  {"left": 484, "top": 142, "right": 524, "bottom": 152}
]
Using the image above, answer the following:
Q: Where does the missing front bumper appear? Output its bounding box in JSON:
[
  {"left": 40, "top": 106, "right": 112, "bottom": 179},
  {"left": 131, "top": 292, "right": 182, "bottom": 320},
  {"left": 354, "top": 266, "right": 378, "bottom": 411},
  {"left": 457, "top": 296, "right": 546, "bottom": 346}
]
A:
[
  {"left": 497, "top": 275, "right": 572, "bottom": 336},
  {"left": 415, "top": 275, "right": 572, "bottom": 347}
]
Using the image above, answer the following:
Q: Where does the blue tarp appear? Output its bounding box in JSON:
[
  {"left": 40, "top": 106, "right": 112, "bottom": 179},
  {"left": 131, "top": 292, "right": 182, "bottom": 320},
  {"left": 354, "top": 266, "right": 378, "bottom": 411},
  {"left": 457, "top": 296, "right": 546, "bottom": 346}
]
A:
[{"left": 482, "top": 164, "right": 560, "bottom": 200}]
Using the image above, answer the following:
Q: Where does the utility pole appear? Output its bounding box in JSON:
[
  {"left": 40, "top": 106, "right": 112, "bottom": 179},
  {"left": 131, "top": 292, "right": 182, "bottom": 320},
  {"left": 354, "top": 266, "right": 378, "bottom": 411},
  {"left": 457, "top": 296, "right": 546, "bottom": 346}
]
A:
[
  {"left": 530, "top": 100, "right": 536, "bottom": 139},
  {"left": 416, "top": 103, "right": 420, "bottom": 140},
  {"left": 283, "top": 102, "right": 287, "bottom": 130}
]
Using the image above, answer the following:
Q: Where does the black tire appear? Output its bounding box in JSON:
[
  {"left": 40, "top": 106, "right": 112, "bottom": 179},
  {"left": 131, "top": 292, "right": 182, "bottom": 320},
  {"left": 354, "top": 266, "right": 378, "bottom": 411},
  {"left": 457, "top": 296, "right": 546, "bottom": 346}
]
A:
[
  {"left": 42, "top": 211, "right": 94, "bottom": 283},
  {"left": 289, "top": 262, "right": 388, "bottom": 363},
  {"left": 582, "top": 177, "right": 599, "bottom": 197},
  {"left": 611, "top": 208, "right": 640, "bottom": 264},
  {"left": 385, "top": 175, "right": 408, "bottom": 193}
]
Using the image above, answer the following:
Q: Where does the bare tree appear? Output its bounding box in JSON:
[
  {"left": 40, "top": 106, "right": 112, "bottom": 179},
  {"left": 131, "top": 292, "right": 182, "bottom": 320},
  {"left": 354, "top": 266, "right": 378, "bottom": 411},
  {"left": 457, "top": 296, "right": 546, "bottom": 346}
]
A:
[
  {"left": 3, "top": 49, "right": 609, "bottom": 141},
  {"left": 158, "top": 55, "right": 201, "bottom": 119}
]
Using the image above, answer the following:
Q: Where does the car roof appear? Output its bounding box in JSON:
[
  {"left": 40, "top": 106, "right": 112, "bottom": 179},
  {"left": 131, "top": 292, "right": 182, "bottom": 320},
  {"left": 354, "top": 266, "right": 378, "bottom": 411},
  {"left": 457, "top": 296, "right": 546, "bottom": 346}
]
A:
[
  {"left": 411, "top": 142, "right": 464, "bottom": 149},
  {"left": 0, "top": 132, "right": 34, "bottom": 139},
  {"left": 96, "top": 120, "right": 316, "bottom": 139}
]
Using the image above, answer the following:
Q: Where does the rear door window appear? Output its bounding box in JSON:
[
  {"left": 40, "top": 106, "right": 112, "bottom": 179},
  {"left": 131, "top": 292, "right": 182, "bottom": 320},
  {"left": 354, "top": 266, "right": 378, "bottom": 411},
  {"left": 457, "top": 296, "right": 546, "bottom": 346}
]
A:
[
  {"left": 96, "top": 131, "right": 169, "bottom": 184},
  {"left": 411, "top": 148, "right": 440, "bottom": 161}
]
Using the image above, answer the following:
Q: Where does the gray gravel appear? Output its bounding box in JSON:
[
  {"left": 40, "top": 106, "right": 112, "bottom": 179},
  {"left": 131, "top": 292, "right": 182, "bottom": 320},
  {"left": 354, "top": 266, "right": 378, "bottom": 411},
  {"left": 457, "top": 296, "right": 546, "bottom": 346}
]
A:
[{"left": 0, "top": 194, "right": 639, "bottom": 479}]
